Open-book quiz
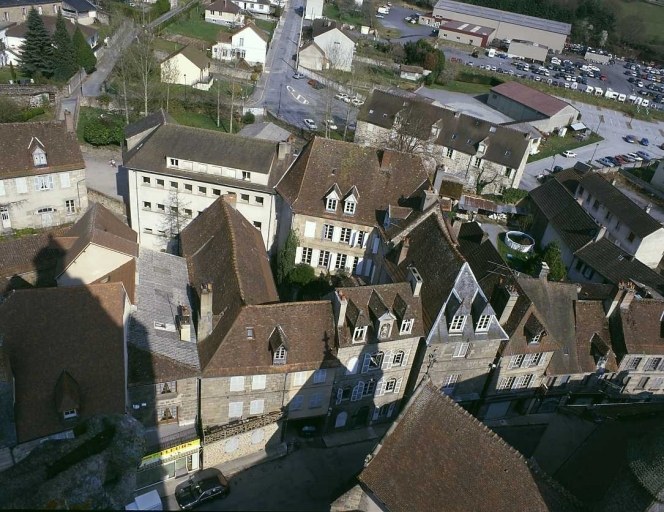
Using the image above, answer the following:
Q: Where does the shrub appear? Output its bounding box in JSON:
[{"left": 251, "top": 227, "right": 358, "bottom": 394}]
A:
[
  {"left": 288, "top": 264, "right": 315, "bottom": 287},
  {"left": 83, "top": 115, "right": 124, "bottom": 146},
  {"left": 242, "top": 111, "right": 255, "bottom": 124}
]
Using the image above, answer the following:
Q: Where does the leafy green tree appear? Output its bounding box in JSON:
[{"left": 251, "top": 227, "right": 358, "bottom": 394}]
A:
[
  {"left": 500, "top": 188, "right": 528, "bottom": 204},
  {"left": 20, "top": 8, "right": 54, "bottom": 78},
  {"left": 73, "top": 26, "right": 97, "bottom": 73},
  {"left": 0, "top": 97, "right": 22, "bottom": 122},
  {"left": 9, "top": 62, "right": 17, "bottom": 82},
  {"left": 52, "top": 12, "right": 77, "bottom": 81},
  {"left": 276, "top": 230, "right": 298, "bottom": 286},
  {"left": 288, "top": 264, "right": 315, "bottom": 287},
  {"left": 542, "top": 242, "right": 567, "bottom": 281}
]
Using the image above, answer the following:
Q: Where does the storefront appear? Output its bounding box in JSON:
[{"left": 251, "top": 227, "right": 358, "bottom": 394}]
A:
[{"left": 136, "top": 439, "right": 201, "bottom": 490}]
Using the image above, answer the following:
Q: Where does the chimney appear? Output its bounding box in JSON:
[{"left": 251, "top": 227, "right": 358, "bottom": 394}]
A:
[
  {"left": 611, "top": 179, "right": 616, "bottom": 186},
  {"left": 594, "top": 226, "right": 606, "bottom": 242},
  {"left": 334, "top": 290, "right": 348, "bottom": 328},
  {"left": 177, "top": 304, "right": 191, "bottom": 342},
  {"left": 538, "top": 261, "right": 550, "bottom": 280},
  {"left": 496, "top": 284, "right": 519, "bottom": 325},
  {"left": 645, "top": 203, "right": 652, "bottom": 214},
  {"left": 222, "top": 193, "right": 237, "bottom": 209},
  {"left": 619, "top": 286, "right": 635, "bottom": 311},
  {"left": 199, "top": 283, "right": 213, "bottom": 341},
  {"left": 454, "top": 112, "right": 461, "bottom": 119},
  {"left": 407, "top": 266, "right": 423, "bottom": 297},
  {"left": 278, "top": 141, "right": 290, "bottom": 161},
  {"left": 397, "top": 237, "right": 410, "bottom": 265},
  {"left": 420, "top": 188, "right": 437, "bottom": 211},
  {"left": 432, "top": 165, "right": 446, "bottom": 195},
  {"left": 64, "top": 109, "right": 74, "bottom": 133}
]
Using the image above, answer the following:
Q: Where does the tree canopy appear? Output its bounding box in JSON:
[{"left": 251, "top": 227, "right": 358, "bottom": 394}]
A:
[
  {"left": 73, "top": 26, "right": 97, "bottom": 74},
  {"left": 52, "top": 12, "right": 77, "bottom": 81},
  {"left": 20, "top": 8, "right": 54, "bottom": 78}
]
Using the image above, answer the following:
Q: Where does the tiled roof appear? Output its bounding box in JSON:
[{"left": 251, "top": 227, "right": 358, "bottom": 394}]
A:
[
  {"left": 552, "top": 167, "right": 583, "bottom": 194},
  {"left": 574, "top": 300, "right": 617, "bottom": 373},
  {"left": 359, "top": 382, "right": 581, "bottom": 512},
  {"left": 207, "top": 0, "right": 241, "bottom": 13},
  {"left": 124, "top": 109, "right": 170, "bottom": 139},
  {"left": 580, "top": 172, "right": 662, "bottom": 238},
  {"left": 0, "top": 283, "right": 127, "bottom": 443},
  {"left": 357, "top": 89, "right": 531, "bottom": 170},
  {"left": 611, "top": 297, "right": 664, "bottom": 357},
  {"left": 335, "top": 283, "right": 424, "bottom": 346},
  {"left": 0, "top": 232, "right": 69, "bottom": 285},
  {"left": 91, "top": 258, "right": 136, "bottom": 304},
  {"left": 0, "top": 121, "right": 84, "bottom": 179},
  {"left": 575, "top": 238, "right": 664, "bottom": 296},
  {"left": 491, "top": 82, "right": 574, "bottom": 117},
  {"left": 276, "top": 137, "right": 429, "bottom": 229},
  {"left": 62, "top": 0, "right": 96, "bottom": 12},
  {"left": 529, "top": 178, "right": 599, "bottom": 253},
  {"left": 5, "top": 15, "right": 97, "bottom": 40},
  {"left": 164, "top": 45, "right": 210, "bottom": 70},
  {"left": 235, "top": 22, "right": 269, "bottom": 43}
]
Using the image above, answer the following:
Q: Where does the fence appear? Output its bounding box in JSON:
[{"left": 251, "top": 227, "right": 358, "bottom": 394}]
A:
[{"left": 202, "top": 410, "right": 283, "bottom": 445}]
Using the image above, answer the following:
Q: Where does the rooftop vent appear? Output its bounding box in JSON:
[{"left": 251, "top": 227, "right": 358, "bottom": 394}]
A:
[{"left": 489, "top": 126, "right": 497, "bottom": 133}]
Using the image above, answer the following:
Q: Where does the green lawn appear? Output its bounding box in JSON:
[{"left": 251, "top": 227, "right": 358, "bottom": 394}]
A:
[
  {"left": 164, "top": 17, "right": 227, "bottom": 43},
  {"left": 432, "top": 80, "right": 492, "bottom": 94},
  {"left": 528, "top": 132, "right": 604, "bottom": 163},
  {"left": 254, "top": 19, "right": 277, "bottom": 42},
  {"left": 323, "top": 3, "right": 367, "bottom": 26},
  {"left": 154, "top": 37, "right": 184, "bottom": 54},
  {"left": 0, "top": 66, "right": 25, "bottom": 84},
  {"left": 616, "top": 0, "right": 664, "bottom": 42}
]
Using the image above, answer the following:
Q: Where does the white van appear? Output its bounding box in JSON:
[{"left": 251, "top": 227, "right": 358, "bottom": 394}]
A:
[
  {"left": 377, "top": 6, "right": 389, "bottom": 14},
  {"left": 642, "top": 99, "right": 650, "bottom": 107},
  {"left": 585, "top": 86, "right": 594, "bottom": 94},
  {"left": 594, "top": 88, "right": 603, "bottom": 96},
  {"left": 485, "top": 48, "right": 496, "bottom": 57},
  {"left": 551, "top": 57, "right": 561, "bottom": 65},
  {"left": 617, "top": 93, "right": 626, "bottom": 102}
]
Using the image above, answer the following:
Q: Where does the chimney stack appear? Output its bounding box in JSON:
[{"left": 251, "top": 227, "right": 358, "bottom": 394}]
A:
[
  {"left": 432, "top": 165, "right": 446, "bottom": 195},
  {"left": 199, "top": 283, "right": 213, "bottom": 341},
  {"left": 538, "top": 261, "right": 550, "bottom": 280},
  {"left": 645, "top": 203, "right": 652, "bottom": 214},
  {"left": 277, "top": 141, "right": 290, "bottom": 161},
  {"left": 222, "top": 193, "right": 237, "bottom": 209},
  {"left": 334, "top": 290, "right": 348, "bottom": 328},
  {"left": 177, "top": 304, "right": 191, "bottom": 342},
  {"left": 594, "top": 226, "right": 606, "bottom": 242},
  {"left": 397, "top": 237, "right": 410, "bottom": 265},
  {"left": 619, "top": 285, "right": 635, "bottom": 311},
  {"left": 64, "top": 109, "right": 74, "bottom": 133},
  {"left": 611, "top": 179, "right": 617, "bottom": 186},
  {"left": 494, "top": 284, "right": 519, "bottom": 325},
  {"left": 420, "top": 188, "right": 437, "bottom": 211},
  {"left": 407, "top": 266, "right": 423, "bottom": 297}
]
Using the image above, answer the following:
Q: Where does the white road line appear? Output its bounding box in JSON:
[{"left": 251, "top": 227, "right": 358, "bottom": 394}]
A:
[{"left": 286, "top": 85, "right": 309, "bottom": 105}]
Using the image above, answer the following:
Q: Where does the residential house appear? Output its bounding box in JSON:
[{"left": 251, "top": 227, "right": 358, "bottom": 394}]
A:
[
  {"left": 61, "top": 0, "right": 97, "bottom": 25},
  {"left": 212, "top": 22, "right": 268, "bottom": 66},
  {"left": 573, "top": 172, "right": 664, "bottom": 268},
  {"left": 230, "top": 0, "right": 273, "bottom": 15},
  {"left": 487, "top": 81, "right": 580, "bottom": 133},
  {"left": 329, "top": 281, "right": 423, "bottom": 431},
  {"left": 3, "top": 15, "right": 97, "bottom": 65},
  {"left": 205, "top": 0, "right": 244, "bottom": 27},
  {"left": 123, "top": 114, "right": 294, "bottom": 252},
  {"left": 0, "top": 283, "right": 130, "bottom": 449},
  {"left": 179, "top": 197, "right": 339, "bottom": 465},
  {"left": 304, "top": 0, "right": 323, "bottom": 20},
  {"left": 0, "top": 120, "right": 89, "bottom": 232},
  {"left": 160, "top": 46, "right": 212, "bottom": 90},
  {"left": 355, "top": 89, "right": 533, "bottom": 194},
  {"left": 331, "top": 382, "right": 581, "bottom": 512},
  {"left": 275, "top": 137, "right": 430, "bottom": 279},
  {"left": 399, "top": 64, "right": 425, "bottom": 81},
  {"left": 300, "top": 20, "right": 355, "bottom": 72},
  {"left": 0, "top": 0, "right": 60, "bottom": 24}
]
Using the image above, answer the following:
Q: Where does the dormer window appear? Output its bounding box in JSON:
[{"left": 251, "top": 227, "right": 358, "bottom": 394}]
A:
[
  {"left": 399, "top": 318, "right": 414, "bottom": 335},
  {"left": 326, "top": 198, "right": 338, "bottom": 211},
  {"left": 32, "top": 147, "right": 47, "bottom": 167},
  {"left": 63, "top": 409, "right": 78, "bottom": 419},
  {"left": 353, "top": 326, "right": 367, "bottom": 343},
  {"left": 528, "top": 331, "right": 544, "bottom": 344},
  {"left": 378, "top": 321, "right": 392, "bottom": 340},
  {"left": 273, "top": 345, "right": 287, "bottom": 364},
  {"left": 475, "top": 315, "right": 491, "bottom": 332},
  {"left": 344, "top": 199, "right": 356, "bottom": 215},
  {"left": 169, "top": 158, "right": 179, "bottom": 168},
  {"left": 449, "top": 315, "right": 466, "bottom": 333}
]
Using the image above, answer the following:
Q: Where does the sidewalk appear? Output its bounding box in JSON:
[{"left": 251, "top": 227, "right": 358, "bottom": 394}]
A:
[{"left": 322, "top": 424, "right": 389, "bottom": 448}]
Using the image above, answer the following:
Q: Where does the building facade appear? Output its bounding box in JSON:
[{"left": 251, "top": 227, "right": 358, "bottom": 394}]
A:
[
  {"left": 212, "top": 23, "right": 268, "bottom": 66},
  {"left": 204, "top": 0, "right": 244, "bottom": 26},
  {"left": 0, "top": 0, "right": 60, "bottom": 23}
]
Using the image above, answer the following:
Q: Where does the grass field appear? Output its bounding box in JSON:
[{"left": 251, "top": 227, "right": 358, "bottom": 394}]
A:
[
  {"left": 432, "top": 81, "right": 492, "bottom": 94},
  {"left": 528, "top": 132, "right": 604, "bottom": 162},
  {"left": 164, "top": 17, "right": 226, "bottom": 43},
  {"left": 154, "top": 38, "right": 184, "bottom": 54},
  {"left": 323, "top": 3, "right": 368, "bottom": 26},
  {"left": 616, "top": 0, "right": 664, "bottom": 42},
  {"left": 254, "top": 19, "right": 277, "bottom": 41}
]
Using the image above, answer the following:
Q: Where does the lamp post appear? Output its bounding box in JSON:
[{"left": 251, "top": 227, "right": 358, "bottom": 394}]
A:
[
  {"left": 589, "top": 143, "right": 600, "bottom": 164},
  {"left": 550, "top": 154, "right": 557, "bottom": 173},
  {"left": 184, "top": 74, "right": 187, "bottom": 104}
]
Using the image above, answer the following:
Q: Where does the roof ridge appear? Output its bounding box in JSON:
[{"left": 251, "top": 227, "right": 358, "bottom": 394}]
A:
[
  {"left": 245, "top": 300, "right": 331, "bottom": 309},
  {"left": 221, "top": 200, "right": 246, "bottom": 305}
]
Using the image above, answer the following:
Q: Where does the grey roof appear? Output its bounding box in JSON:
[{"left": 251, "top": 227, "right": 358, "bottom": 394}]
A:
[
  {"left": 128, "top": 247, "right": 200, "bottom": 383},
  {"left": 529, "top": 178, "right": 599, "bottom": 253},
  {"left": 580, "top": 173, "right": 662, "bottom": 238},
  {"left": 164, "top": 45, "right": 210, "bottom": 71},
  {"left": 62, "top": 0, "right": 96, "bottom": 12},
  {"left": 434, "top": 0, "right": 572, "bottom": 35},
  {"left": 124, "top": 109, "right": 170, "bottom": 139},
  {"left": 575, "top": 238, "right": 664, "bottom": 296},
  {"left": 358, "top": 89, "right": 531, "bottom": 170},
  {"left": 237, "top": 122, "right": 292, "bottom": 142}
]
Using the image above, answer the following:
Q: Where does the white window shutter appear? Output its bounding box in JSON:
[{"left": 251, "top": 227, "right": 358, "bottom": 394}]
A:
[
  {"left": 336, "top": 387, "right": 343, "bottom": 405},
  {"left": 349, "top": 230, "right": 358, "bottom": 247},
  {"left": 361, "top": 354, "right": 371, "bottom": 373},
  {"left": 351, "top": 381, "right": 365, "bottom": 401},
  {"left": 311, "top": 249, "right": 320, "bottom": 265},
  {"left": 329, "top": 253, "right": 337, "bottom": 269},
  {"left": 362, "top": 232, "right": 369, "bottom": 248},
  {"left": 381, "top": 351, "right": 392, "bottom": 370},
  {"left": 0, "top": 180, "right": 5, "bottom": 196},
  {"left": 363, "top": 259, "right": 372, "bottom": 277},
  {"left": 387, "top": 402, "right": 396, "bottom": 418},
  {"left": 294, "top": 247, "right": 303, "bottom": 264},
  {"left": 394, "top": 378, "right": 403, "bottom": 394},
  {"left": 332, "top": 227, "right": 341, "bottom": 243},
  {"left": 59, "top": 172, "right": 70, "bottom": 188},
  {"left": 375, "top": 378, "right": 385, "bottom": 397},
  {"left": 15, "top": 178, "right": 27, "bottom": 194},
  {"left": 356, "top": 258, "right": 364, "bottom": 275},
  {"left": 402, "top": 349, "right": 410, "bottom": 366},
  {"left": 372, "top": 406, "right": 380, "bottom": 421},
  {"left": 304, "top": 221, "right": 316, "bottom": 238}
]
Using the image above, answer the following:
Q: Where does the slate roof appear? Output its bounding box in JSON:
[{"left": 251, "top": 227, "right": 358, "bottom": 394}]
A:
[
  {"left": 552, "top": 167, "right": 583, "bottom": 194},
  {"left": 335, "top": 283, "right": 424, "bottom": 346},
  {"left": 0, "top": 0, "right": 53, "bottom": 6},
  {"left": 358, "top": 89, "right": 531, "bottom": 170},
  {"left": 276, "top": 137, "right": 429, "bottom": 229},
  {"left": 491, "top": 82, "right": 574, "bottom": 117},
  {"left": 6, "top": 15, "right": 97, "bottom": 40},
  {"left": 206, "top": 0, "right": 241, "bottom": 13},
  {"left": 529, "top": 178, "right": 599, "bottom": 253},
  {"left": 62, "top": 0, "right": 96, "bottom": 12},
  {"left": 359, "top": 382, "right": 581, "bottom": 512},
  {"left": 575, "top": 238, "right": 664, "bottom": 296},
  {"left": 312, "top": 19, "right": 357, "bottom": 42},
  {"left": 235, "top": 22, "right": 269, "bottom": 43},
  {"left": 124, "top": 109, "right": 170, "bottom": 139},
  {"left": 128, "top": 248, "right": 199, "bottom": 385},
  {"left": 237, "top": 122, "right": 292, "bottom": 142},
  {"left": 579, "top": 172, "right": 662, "bottom": 238},
  {"left": 0, "top": 121, "right": 84, "bottom": 179},
  {"left": 174, "top": 46, "right": 211, "bottom": 70},
  {"left": 574, "top": 300, "right": 618, "bottom": 373},
  {"left": 0, "top": 283, "right": 127, "bottom": 443}
]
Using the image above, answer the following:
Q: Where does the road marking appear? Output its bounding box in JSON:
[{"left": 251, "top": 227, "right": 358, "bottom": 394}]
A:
[{"left": 286, "top": 85, "right": 309, "bottom": 105}]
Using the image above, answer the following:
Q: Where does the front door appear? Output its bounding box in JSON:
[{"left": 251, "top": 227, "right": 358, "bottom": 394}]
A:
[
  {"left": 41, "top": 212, "right": 53, "bottom": 227},
  {"left": 0, "top": 207, "right": 10, "bottom": 229}
]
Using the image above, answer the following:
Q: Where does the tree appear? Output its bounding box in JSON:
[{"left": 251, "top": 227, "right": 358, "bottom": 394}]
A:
[
  {"left": 288, "top": 264, "right": 315, "bottom": 287},
  {"left": 160, "top": 188, "right": 191, "bottom": 254},
  {"left": 20, "top": 8, "right": 54, "bottom": 78},
  {"left": 542, "top": 242, "right": 567, "bottom": 281},
  {"left": 125, "top": 30, "right": 158, "bottom": 117},
  {"left": 276, "top": 230, "right": 298, "bottom": 286},
  {"left": 52, "top": 12, "right": 77, "bottom": 81},
  {"left": 9, "top": 62, "right": 17, "bottom": 82},
  {"left": 0, "top": 97, "right": 22, "bottom": 122},
  {"left": 73, "top": 26, "right": 97, "bottom": 74}
]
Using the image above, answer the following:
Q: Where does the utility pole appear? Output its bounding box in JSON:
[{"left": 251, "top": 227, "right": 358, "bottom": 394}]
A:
[
  {"left": 230, "top": 78, "right": 235, "bottom": 133},
  {"left": 294, "top": 10, "right": 304, "bottom": 71},
  {"left": 216, "top": 79, "right": 221, "bottom": 128}
]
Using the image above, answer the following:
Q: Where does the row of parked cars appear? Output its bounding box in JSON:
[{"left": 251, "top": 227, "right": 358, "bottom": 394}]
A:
[{"left": 596, "top": 150, "right": 653, "bottom": 168}]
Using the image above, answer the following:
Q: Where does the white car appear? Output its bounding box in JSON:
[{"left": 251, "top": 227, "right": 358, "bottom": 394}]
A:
[
  {"left": 325, "top": 120, "right": 338, "bottom": 130},
  {"left": 303, "top": 118, "right": 317, "bottom": 130},
  {"left": 335, "top": 92, "right": 349, "bottom": 101},
  {"left": 562, "top": 150, "right": 577, "bottom": 158},
  {"left": 351, "top": 97, "right": 365, "bottom": 106},
  {"left": 628, "top": 152, "right": 643, "bottom": 161}
]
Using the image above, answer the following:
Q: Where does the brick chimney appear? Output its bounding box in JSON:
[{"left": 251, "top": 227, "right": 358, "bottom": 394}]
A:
[
  {"left": 420, "top": 188, "right": 438, "bottom": 211},
  {"left": 198, "top": 283, "right": 213, "bottom": 341},
  {"left": 494, "top": 284, "right": 519, "bottom": 325},
  {"left": 645, "top": 203, "right": 652, "bottom": 214},
  {"left": 407, "top": 266, "right": 423, "bottom": 297},
  {"left": 334, "top": 290, "right": 348, "bottom": 328},
  {"left": 594, "top": 226, "right": 606, "bottom": 242},
  {"left": 64, "top": 109, "right": 74, "bottom": 133},
  {"left": 397, "top": 237, "right": 410, "bottom": 265},
  {"left": 222, "top": 193, "right": 237, "bottom": 209},
  {"left": 177, "top": 304, "right": 191, "bottom": 342}
]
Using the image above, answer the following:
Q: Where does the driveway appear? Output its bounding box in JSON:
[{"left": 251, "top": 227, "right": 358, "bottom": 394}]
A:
[{"left": 377, "top": 6, "right": 434, "bottom": 43}]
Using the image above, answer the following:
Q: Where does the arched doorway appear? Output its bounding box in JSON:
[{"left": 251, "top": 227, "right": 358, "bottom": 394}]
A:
[{"left": 334, "top": 411, "right": 347, "bottom": 428}]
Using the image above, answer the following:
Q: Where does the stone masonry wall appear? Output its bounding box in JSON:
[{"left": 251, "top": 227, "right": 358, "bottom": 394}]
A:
[{"left": 202, "top": 422, "right": 280, "bottom": 467}]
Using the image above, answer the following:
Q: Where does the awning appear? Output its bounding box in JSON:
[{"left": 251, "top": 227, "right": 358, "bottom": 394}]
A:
[{"left": 570, "top": 122, "right": 587, "bottom": 131}]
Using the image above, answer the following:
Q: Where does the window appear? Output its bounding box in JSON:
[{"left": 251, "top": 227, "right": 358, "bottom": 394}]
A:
[
  {"left": 169, "top": 158, "right": 179, "bottom": 167},
  {"left": 170, "top": 206, "right": 178, "bottom": 214},
  {"left": 615, "top": 221, "right": 621, "bottom": 230},
  {"left": 592, "top": 199, "right": 600, "bottom": 210},
  {"left": 318, "top": 250, "right": 330, "bottom": 268},
  {"left": 240, "top": 194, "right": 250, "bottom": 202},
  {"left": 198, "top": 186, "right": 207, "bottom": 194},
  {"left": 627, "top": 232, "right": 635, "bottom": 243},
  {"left": 143, "top": 228, "right": 153, "bottom": 234},
  {"left": 255, "top": 196, "right": 264, "bottom": 205},
  {"left": 449, "top": 315, "right": 466, "bottom": 333},
  {"left": 445, "top": 147, "right": 454, "bottom": 158},
  {"left": 340, "top": 227, "right": 352, "bottom": 244},
  {"left": 645, "top": 358, "right": 662, "bottom": 371},
  {"left": 32, "top": 148, "right": 47, "bottom": 167},
  {"left": 326, "top": 197, "right": 338, "bottom": 211},
  {"left": 476, "top": 315, "right": 491, "bottom": 332},
  {"left": 384, "top": 379, "right": 397, "bottom": 393},
  {"left": 239, "top": 37, "right": 245, "bottom": 46},
  {"left": 253, "top": 221, "right": 262, "bottom": 230},
  {"left": 636, "top": 377, "right": 649, "bottom": 390},
  {"left": 142, "top": 176, "right": 151, "bottom": 185},
  {"left": 157, "top": 203, "right": 165, "bottom": 212},
  {"left": 229, "top": 376, "right": 245, "bottom": 391},
  {"left": 273, "top": 345, "right": 287, "bottom": 364},
  {"left": 453, "top": 342, "right": 469, "bottom": 358},
  {"left": 344, "top": 200, "right": 356, "bottom": 215},
  {"left": 356, "top": 231, "right": 367, "bottom": 247},
  {"left": 184, "top": 209, "right": 193, "bottom": 217},
  {"left": 313, "top": 369, "right": 327, "bottom": 384},
  {"left": 369, "top": 352, "right": 384, "bottom": 370},
  {"left": 364, "top": 379, "right": 377, "bottom": 396},
  {"left": 246, "top": 327, "right": 254, "bottom": 339},
  {"left": 35, "top": 175, "right": 54, "bottom": 190},
  {"left": 301, "top": 247, "right": 313, "bottom": 265},
  {"left": 334, "top": 254, "right": 347, "bottom": 270},
  {"left": 393, "top": 351, "right": 405, "bottom": 366},
  {"left": 252, "top": 375, "right": 266, "bottom": 390},
  {"left": 292, "top": 371, "right": 308, "bottom": 386},
  {"left": 504, "top": 168, "right": 514, "bottom": 178},
  {"left": 309, "top": 393, "right": 323, "bottom": 408},
  {"left": 143, "top": 201, "right": 152, "bottom": 210},
  {"left": 289, "top": 395, "right": 303, "bottom": 411},
  {"left": 352, "top": 257, "right": 360, "bottom": 274},
  {"left": 509, "top": 354, "right": 525, "bottom": 369},
  {"left": 649, "top": 378, "right": 664, "bottom": 390},
  {"left": 499, "top": 376, "right": 516, "bottom": 390},
  {"left": 514, "top": 374, "right": 533, "bottom": 389},
  {"left": 605, "top": 211, "right": 612, "bottom": 221},
  {"left": 399, "top": 319, "right": 414, "bottom": 335},
  {"left": 242, "top": 171, "right": 251, "bottom": 181},
  {"left": 228, "top": 402, "right": 243, "bottom": 418},
  {"left": 157, "top": 381, "right": 176, "bottom": 394},
  {"left": 345, "top": 356, "right": 359, "bottom": 374},
  {"left": 213, "top": 189, "right": 221, "bottom": 196},
  {"left": 442, "top": 374, "right": 459, "bottom": 394},
  {"left": 322, "top": 224, "right": 334, "bottom": 240},
  {"left": 528, "top": 331, "right": 543, "bottom": 344},
  {"left": 65, "top": 200, "right": 76, "bottom": 214},
  {"left": 63, "top": 409, "right": 78, "bottom": 419},
  {"left": 60, "top": 173, "right": 70, "bottom": 188},
  {"left": 524, "top": 353, "right": 543, "bottom": 367},
  {"left": 250, "top": 399, "right": 264, "bottom": 415},
  {"left": 15, "top": 178, "right": 28, "bottom": 194},
  {"left": 351, "top": 382, "right": 365, "bottom": 401},
  {"left": 353, "top": 326, "right": 367, "bottom": 343},
  {"left": 473, "top": 157, "right": 482, "bottom": 168},
  {"left": 156, "top": 179, "right": 165, "bottom": 187}
]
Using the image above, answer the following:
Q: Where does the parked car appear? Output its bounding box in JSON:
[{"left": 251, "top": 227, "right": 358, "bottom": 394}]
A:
[
  {"left": 562, "top": 150, "right": 577, "bottom": 158},
  {"left": 303, "top": 118, "right": 317, "bottom": 130},
  {"left": 640, "top": 137, "right": 650, "bottom": 146},
  {"left": 351, "top": 97, "right": 365, "bottom": 106},
  {"left": 292, "top": 72, "right": 305, "bottom": 79},
  {"left": 334, "top": 92, "right": 349, "bottom": 101},
  {"left": 636, "top": 150, "right": 652, "bottom": 161},
  {"left": 624, "top": 134, "right": 637, "bottom": 143},
  {"left": 621, "top": 154, "right": 636, "bottom": 163},
  {"left": 552, "top": 165, "right": 564, "bottom": 173},
  {"left": 324, "top": 119, "right": 338, "bottom": 130},
  {"left": 175, "top": 469, "right": 229, "bottom": 510},
  {"left": 307, "top": 79, "right": 324, "bottom": 90},
  {"left": 627, "top": 152, "right": 643, "bottom": 161},
  {"left": 606, "top": 156, "right": 619, "bottom": 166}
]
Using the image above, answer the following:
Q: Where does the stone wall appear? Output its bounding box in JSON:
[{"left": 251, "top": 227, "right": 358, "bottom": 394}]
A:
[
  {"left": 202, "top": 422, "right": 280, "bottom": 467},
  {"left": 88, "top": 189, "right": 127, "bottom": 221}
]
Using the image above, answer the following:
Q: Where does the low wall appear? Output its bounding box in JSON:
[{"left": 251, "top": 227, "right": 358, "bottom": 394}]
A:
[
  {"left": 88, "top": 189, "right": 128, "bottom": 221},
  {"left": 202, "top": 422, "right": 279, "bottom": 468}
]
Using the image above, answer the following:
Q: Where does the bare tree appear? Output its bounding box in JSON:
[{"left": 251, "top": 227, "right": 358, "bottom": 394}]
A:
[
  {"left": 160, "top": 58, "right": 179, "bottom": 113},
  {"left": 125, "top": 29, "right": 158, "bottom": 118},
  {"left": 160, "top": 188, "right": 191, "bottom": 253}
]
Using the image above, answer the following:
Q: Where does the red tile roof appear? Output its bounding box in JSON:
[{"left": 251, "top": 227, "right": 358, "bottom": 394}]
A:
[{"left": 491, "top": 81, "right": 573, "bottom": 117}]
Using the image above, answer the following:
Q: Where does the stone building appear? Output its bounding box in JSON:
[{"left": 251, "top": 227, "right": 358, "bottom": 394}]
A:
[{"left": 0, "top": 0, "right": 60, "bottom": 24}]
